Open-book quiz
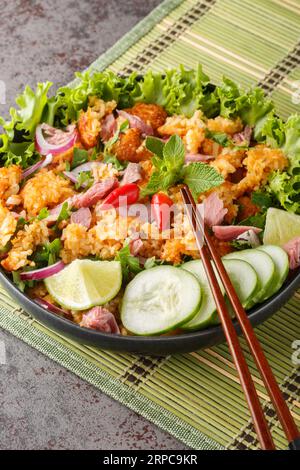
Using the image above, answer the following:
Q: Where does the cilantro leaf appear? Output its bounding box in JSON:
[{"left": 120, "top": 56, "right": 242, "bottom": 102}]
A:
[
  {"left": 238, "top": 212, "right": 267, "bottom": 230},
  {"left": 182, "top": 163, "right": 224, "bottom": 200},
  {"left": 251, "top": 191, "right": 273, "bottom": 209},
  {"left": 115, "top": 244, "right": 142, "bottom": 282},
  {"left": 37, "top": 207, "right": 50, "bottom": 220},
  {"left": 71, "top": 148, "right": 89, "bottom": 169},
  {"left": 103, "top": 154, "right": 127, "bottom": 170},
  {"left": 55, "top": 201, "right": 71, "bottom": 228},
  {"left": 75, "top": 171, "right": 93, "bottom": 190},
  {"left": 104, "top": 120, "right": 129, "bottom": 155},
  {"left": 205, "top": 129, "right": 232, "bottom": 147},
  {"left": 32, "top": 238, "right": 62, "bottom": 267}
]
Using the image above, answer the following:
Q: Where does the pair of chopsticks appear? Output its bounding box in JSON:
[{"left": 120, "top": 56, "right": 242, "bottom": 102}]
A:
[{"left": 181, "top": 185, "right": 300, "bottom": 451}]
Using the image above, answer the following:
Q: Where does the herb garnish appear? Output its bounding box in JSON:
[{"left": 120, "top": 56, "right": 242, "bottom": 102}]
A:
[
  {"left": 115, "top": 244, "right": 142, "bottom": 282},
  {"left": 71, "top": 148, "right": 89, "bottom": 169},
  {"left": 141, "top": 135, "right": 224, "bottom": 200}
]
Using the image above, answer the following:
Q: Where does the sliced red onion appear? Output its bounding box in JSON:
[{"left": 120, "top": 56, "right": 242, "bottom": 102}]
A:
[
  {"left": 20, "top": 261, "right": 65, "bottom": 281},
  {"left": 117, "top": 110, "right": 153, "bottom": 136},
  {"left": 63, "top": 162, "right": 103, "bottom": 188},
  {"left": 34, "top": 298, "right": 70, "bottom": 316},
  {"left": 185, "top": 153, "right": 214, "bottom": 163},
  {"left": 22, "top": 153, "right": 53, "bottom": 179},
  {"left": 62, "top": 171, "right": 78, "bottom": 184},
  {"left": 35, "top": 123, "right": 78, "bottom": 156}
]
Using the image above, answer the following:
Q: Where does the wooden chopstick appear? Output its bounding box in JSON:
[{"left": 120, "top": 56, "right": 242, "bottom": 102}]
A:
[{"left": 181, "top": 185, "right": 300, "bottom": 450}]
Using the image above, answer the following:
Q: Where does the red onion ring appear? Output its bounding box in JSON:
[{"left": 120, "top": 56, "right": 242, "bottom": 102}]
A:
[
  {"left": 62, "top": 171, "right": 79, "bottom": 184},
  {"left": 34, "top": 298, "right": 70, "bottom": 316},
  {"left": 20, "top": 260, "right": 65, "bottom": 281},
  {"left": 35, "top": 124, "right": 78, "bottom": 156},
  {"left": 22, "top": 153, "right": 53, "bottom": 179}
]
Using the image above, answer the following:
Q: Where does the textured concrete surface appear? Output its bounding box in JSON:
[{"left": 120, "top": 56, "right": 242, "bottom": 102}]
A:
[{"left": 0, "top": 0, "right": 187, "bottom": 450}]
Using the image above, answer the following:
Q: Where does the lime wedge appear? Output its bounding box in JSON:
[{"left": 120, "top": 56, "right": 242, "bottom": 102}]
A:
[
  {"left": 263, "top": 208, "right": 300, "bottom": 246},
  {"left": 45, "top": 259, "right": 122, "bottom": 310}
]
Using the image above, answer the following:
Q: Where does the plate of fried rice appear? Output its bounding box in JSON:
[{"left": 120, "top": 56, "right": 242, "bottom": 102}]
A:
[{"left": 0, "top": 66, "right": 299, "bottom": 354}]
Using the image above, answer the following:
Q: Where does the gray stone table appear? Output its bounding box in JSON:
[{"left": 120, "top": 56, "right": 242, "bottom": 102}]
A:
[{"left": 0, "top": 0, "right": 186, "bottom": 450}]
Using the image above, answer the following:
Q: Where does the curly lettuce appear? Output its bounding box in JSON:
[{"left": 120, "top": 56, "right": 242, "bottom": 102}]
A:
[
  {"left": 256, "top": 113, "right": 300, "bottom": 213},
  {"left": 0, "top": 82, "right": 52, "bottom": 167},
  {"left": 0, "top": 62, "right": 298, "bottom": 210}
]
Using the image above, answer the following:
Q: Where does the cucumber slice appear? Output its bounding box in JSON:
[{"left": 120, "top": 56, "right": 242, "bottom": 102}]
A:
[
  {"left": 121, "top": 266, "right": 201, "bottom": 335},
  {"left": 258, "top": 245, "right": 289, "bottom": 299},
  {"left": 223, "top": 259, "right": 258, "bottom": 309},
  {"left": 224, "top": 249, "right": 275, "bottom": 305},
  {"left": 181, "top": 260, "right": 225, "bottom": 330},
  {"left": 210, "top": 259, "right": 258, "bottom": 325}
]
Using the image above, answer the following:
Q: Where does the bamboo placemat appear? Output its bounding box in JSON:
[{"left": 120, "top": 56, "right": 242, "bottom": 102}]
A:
[{"left": 1, "top": 0, "right": 300, "bottom": 450}]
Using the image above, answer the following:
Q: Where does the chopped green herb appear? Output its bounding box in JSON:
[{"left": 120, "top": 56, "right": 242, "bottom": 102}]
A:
[
  {"left": 103, "top": 154, "right": 127, "bottom": 170},
  {"left": 55, "top": 201, "right": 71, "bottom": 227},
  {"left": 75, "top": 171, "right": 93, "bottom": 189},
  {"left": 251, "top": 191, "right": 273, "bottom": 209},
  {"left": 33, "top": 238, "right": 62, "bottom": 267},
  {"left": 115, "top": 244, "right": 142, "bottom": 282},
  {"left": 37, "top": 207, "right": 50, "bottom": 220},
  {"left": 71, "top": 147, "right": 89, "bottom": 169},
  {"left": 238, "top": 212, "right": 267, "bottom": 230},
  {"left": 205, "top": 129, "right": 232, "bottom": 147},
  {"left": 104, "top": 119, "right": 129, "bottom": 155},
  {"left": 12, "top": 272, "right": 26, "bottom": 292}
]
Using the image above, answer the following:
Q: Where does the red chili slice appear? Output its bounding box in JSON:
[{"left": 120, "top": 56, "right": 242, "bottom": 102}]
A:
[
  {"left": 151, "top": 192, "right": 173, "bottom": 231},
  {"left": 100, "top": 183, "right": 140, "bottom": 210}
]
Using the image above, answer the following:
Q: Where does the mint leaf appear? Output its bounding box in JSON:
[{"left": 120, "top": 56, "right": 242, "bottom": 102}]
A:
[
  {"left": 141, "top": 135, "right": 185, "bottom": 196},
  {"left": 71, "top": 148, "right": 89, "bottom": 169},
  {"left": 145, "top": 136, "right": 164, "bottom": 158},
  {"left": 183, "top": 163, "right": 224, "bottom": 200},
  {"left": 163, "top": 134, "right": 185, "bottom": 170}
]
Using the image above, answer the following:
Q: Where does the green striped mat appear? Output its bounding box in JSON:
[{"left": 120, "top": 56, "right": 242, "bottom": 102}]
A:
[{"left": 1, "top": 0, "right": 300, "bottom": 450}]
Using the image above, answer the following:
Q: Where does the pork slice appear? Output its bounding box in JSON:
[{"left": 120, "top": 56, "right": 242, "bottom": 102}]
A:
[
  {"left": 72, "top": 178, "right": 118, "bottom": 208},
  {"left": 283, "top": 236, "right": 300, "bottom": 270},
  {"left": 204, "top": 192, "right": 228, "bottom": 227},
  {"left": 70, "top": 207, "right": 92, "bottom": 229},
  {"left": 212, "top": 225, "right": 262, "bottom": 241},
  {"left": 80, "top": 307, "right": 120, "bottom": 334}
]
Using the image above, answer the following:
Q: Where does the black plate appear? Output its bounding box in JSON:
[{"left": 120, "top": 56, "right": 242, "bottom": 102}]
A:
[{"left": 0, "top": 267, "right": 299, "bottom": 355}]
